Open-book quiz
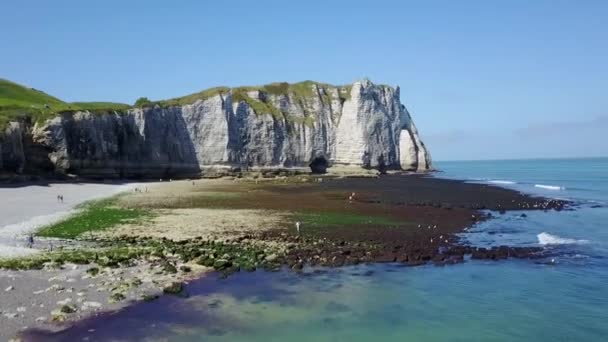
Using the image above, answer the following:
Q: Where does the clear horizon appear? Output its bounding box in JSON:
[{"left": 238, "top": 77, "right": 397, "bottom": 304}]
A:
[{"left": 2, "top": 0, "right": 607, "bottom": 161}]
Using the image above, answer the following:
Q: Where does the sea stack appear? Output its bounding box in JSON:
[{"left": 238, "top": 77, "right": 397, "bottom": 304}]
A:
[{"left": 0, "top": 79, "right": 431, "bottom": 178}]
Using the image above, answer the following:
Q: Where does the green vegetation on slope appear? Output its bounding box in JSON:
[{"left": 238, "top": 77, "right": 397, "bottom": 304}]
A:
[
  {"left": 0, "top": 79, "right": 64, "bottom": 107},
  {"left": 157, "top": 86, "right": 231, "bottom": 107},
  {"left": 37, "top": 198, "right": 151, "bottom": 239},
  {"left": 0, "top": 79, "right": 130, "bottom": 129},
  {"left": 232, "top": 87, "right": 286, "bottom": 120},
  {"left": 1, "top": 78, "right": 356, "bottom": 129}
]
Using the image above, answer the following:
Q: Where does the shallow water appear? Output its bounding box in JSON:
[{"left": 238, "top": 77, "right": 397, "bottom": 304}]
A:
[{"left": 23, "top": 158, "right": 608, "bottom": 341}]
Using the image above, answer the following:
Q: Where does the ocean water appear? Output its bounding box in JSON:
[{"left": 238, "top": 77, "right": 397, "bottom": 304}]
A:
[{"left": 26, "top": 158, "right": 608, "bottom": 342}]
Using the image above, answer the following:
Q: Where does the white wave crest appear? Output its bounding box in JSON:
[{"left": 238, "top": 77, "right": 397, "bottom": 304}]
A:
[
  {"left": 488, "top": 180, "right": 517, "bottom": 185},
  {"left": 534, "top": 184, "right": 565, "bottom": 190},
  {"left": 537, "top": 232, "right": 588, "bottom": 245}
]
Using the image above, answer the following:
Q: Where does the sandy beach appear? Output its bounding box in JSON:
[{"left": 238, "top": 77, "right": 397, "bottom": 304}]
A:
[{"left": 0, "top": 182, "right": 141, "bottom": 258}]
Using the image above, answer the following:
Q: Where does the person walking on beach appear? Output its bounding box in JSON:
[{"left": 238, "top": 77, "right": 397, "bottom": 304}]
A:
[
  {"left": 26, "top": 234, "right": 34, "bottom": 248},
  {"left": 295, "top": 221, "right": 301, "bottom": 235}
]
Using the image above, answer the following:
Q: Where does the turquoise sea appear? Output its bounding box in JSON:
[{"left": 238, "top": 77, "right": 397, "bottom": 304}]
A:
[{"left": 27, "top": 158, "right": 608, "bottom": 342}]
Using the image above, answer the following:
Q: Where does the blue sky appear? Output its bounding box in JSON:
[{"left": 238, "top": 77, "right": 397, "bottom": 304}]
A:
[{"left": 2, "top": 0, "right": 607, "bottom": 160}]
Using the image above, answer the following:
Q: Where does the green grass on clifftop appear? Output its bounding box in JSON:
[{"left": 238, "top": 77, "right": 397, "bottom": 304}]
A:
[
  {"left": 0, "top": 79, "right": 130, "bottom": 129},
  {"left": 1, "top": 78, "right": 357, "bottom": 129},
  {"left": 37, "top": 198, "right": 150, "bottom": 239}
]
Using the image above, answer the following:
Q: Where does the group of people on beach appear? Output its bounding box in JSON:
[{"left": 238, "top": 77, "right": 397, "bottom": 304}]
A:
[
  {"left": 56, "top": 194, "right": 64, "bottom": 203},
  {"left": 133, "top": 187, "right": 148, "bottom": 193}
]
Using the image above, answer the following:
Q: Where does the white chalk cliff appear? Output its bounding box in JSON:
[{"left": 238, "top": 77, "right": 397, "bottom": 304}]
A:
[{"left": 0, "top": 79, "right": 431, "bottom": 177}]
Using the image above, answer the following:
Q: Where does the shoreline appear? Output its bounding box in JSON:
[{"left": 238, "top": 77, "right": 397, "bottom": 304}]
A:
[
  {"left": 0, "top": 173, "right": 570, "bottom": 340},
  {"left": 0, "top": 181, "right": 148, "bottom": 259}
]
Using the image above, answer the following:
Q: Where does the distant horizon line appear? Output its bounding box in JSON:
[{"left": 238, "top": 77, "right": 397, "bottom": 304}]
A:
[{"left": 434, "top": 156, "right": 608, "bottom": 163}]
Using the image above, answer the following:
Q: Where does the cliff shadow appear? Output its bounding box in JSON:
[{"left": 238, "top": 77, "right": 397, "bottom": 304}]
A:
[{"left": 141, "top": 107, "right": 201, "bottom": 179}]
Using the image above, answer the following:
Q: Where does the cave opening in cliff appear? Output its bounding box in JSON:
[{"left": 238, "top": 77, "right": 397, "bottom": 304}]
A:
[{"left": 309, "top": 156, "right": 329, "bottom": 174}]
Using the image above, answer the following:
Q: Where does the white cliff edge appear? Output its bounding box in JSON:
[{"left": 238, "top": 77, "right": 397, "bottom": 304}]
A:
[{"left": 0, "top": 79, "right": 432, "bottom": 177}]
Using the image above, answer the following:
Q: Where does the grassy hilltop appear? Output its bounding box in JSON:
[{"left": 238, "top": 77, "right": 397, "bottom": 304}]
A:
[
  {"left": 0, "top": 79, "right": 129, "bottom": 129},
  {"left": 0, "top": 78, "right": 354, "bottom": 130}
]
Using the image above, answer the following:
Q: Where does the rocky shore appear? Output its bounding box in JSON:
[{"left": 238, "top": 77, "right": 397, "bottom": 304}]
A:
[{"left": 0, "top": 174, "right": 569, "bottom": 340}]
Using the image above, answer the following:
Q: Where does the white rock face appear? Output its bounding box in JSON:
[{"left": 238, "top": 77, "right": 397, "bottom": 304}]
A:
[{"left": 0, "top": 79, "right": 431, "bottom": 177}]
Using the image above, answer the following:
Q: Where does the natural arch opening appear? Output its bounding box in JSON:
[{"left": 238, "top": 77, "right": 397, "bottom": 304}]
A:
[{"left": 309, "top": 156, "right": 329, "bottom": 174}]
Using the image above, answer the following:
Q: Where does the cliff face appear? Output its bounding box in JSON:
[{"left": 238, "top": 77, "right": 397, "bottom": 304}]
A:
[{"left": 0, "top": 79, "right": 431, "bottom": 178}]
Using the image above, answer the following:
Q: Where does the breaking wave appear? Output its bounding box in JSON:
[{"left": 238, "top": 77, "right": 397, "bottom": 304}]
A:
[
  {"left": 537, "top": 232, "right": 588, "bottom": 246},
  {"left": 488, "top": 180, "right": 517, "bottom": 185},
  {"left": 534, "top": 184, "right": 565, "bottom": 190}
]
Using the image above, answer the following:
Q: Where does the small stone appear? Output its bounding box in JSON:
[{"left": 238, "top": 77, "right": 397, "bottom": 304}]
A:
[
  {"left": 57, "top": 298, "right": 72, "bottom": 306},
  {"left": 4, "top": 312, "right": 18, "bottom": 319},
  {"left": 16, "top": 307, "right": 26, "bottom": 313},
  {"left": 82, "top": 301, "right": 102, "bottom": 310},
  {"left": 265, "top": 254, "right": 278, "bottom": 262},
  {"left": 86, "top": 267, "right": 100, "bottom": 277},
  {"left": 212, "top": 259, "right": 231, "bottom": 270},
  {"left": 163, "top": 282, "right": 185, "bottom": 296},
  {"left": 46, "top": 284, "right": 64, "bottom": 292},
  {"left": 142, "top": 294, "right": 160, "bottom": 302},
  {"left": 51, "top": 310, "right": 67, "bottom": 322},
  {"left": 109, "top": 292, "right": 126, "bottom": 303},
  {"left": 35, "top": 316, "right": 47, "bottom": 322},
  {"left": 60, "top": 304, "right": 77, "bottom": 314},
  {"left": 5, "top": 285, "right": 14, "bottom": 292}
]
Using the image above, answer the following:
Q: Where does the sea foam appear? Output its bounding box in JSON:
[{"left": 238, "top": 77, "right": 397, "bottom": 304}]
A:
[
  {"left": 537, "top": 232, "right": 588, "bottom": 245},
  {"left": 534, "top": 184, "right": 565, "bottom": 190},
  {"left": 488, "top": 180, "right": 517, "bottom": 185}
]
